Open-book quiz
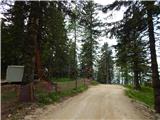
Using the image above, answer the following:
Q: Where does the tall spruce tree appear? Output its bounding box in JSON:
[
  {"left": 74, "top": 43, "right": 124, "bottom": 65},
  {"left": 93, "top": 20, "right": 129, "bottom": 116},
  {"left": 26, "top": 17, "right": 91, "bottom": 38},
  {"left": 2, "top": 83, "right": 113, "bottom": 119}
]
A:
[
  {"left": 114, "top": 15, "right": 149, "bottom": 89},
  {"left": 97, "top": 43, "right": 114, "bottom": 84},
  {"left": 1, "top": 1, "right": 71, "bottom": 101},
  {"left": 41, "top": 1, "right": 69, "bottom": 78},
  {"left": 143, "top": 1, "right": 160, "bottom": 113},
  {"left": 19, "top": 1, "right": 40, "bottom": 102},
  {"left": 102, "top": 0, "right": 160, "bottom": 113},
  {"left": 1, "top": 1, "right": 27, "bottom": 78},
  {"left": 67, "top": 0, "right": 82, "bottom": 80},
  {"left": 80, "top": 1, "right": 102, "bottom": 79}
]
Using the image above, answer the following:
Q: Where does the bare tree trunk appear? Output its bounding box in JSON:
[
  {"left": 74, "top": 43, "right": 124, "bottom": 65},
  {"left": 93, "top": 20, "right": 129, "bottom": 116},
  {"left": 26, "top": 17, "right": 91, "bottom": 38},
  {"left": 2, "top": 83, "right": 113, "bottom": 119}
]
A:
[
  {"left": 19, "top": 83, "right": 34, "bottom": 102},
  {"left": 35, "top": 10, "right": 42, "bottom": 80},
  {"left": 146, "top": 2, "right": 160, "bottom": 113},
  {"left": 133, "top": 48, "right": 141, "bottom": 90},
  {"left": 133, "top": 69, "right": 141, "bottom": 90},
  {"left": 20, "top": 1, "right": 40, "bottom": 102},
  {"left": 74, "top": 11, "right": 78, "bottom": 89}
]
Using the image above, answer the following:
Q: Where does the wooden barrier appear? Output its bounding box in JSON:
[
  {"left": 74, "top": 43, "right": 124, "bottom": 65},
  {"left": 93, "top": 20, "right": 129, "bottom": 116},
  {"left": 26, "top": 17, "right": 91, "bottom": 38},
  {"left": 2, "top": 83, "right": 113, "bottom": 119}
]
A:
[{"left": 55, "top": 79, "right": 91, "bottom": 92}]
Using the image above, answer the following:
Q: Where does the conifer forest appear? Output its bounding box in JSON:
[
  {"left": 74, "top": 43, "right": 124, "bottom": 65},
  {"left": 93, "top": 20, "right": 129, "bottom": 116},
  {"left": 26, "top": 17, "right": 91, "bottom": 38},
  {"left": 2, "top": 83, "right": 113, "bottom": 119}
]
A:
[{"left": 1, "top": 1, "right": 160, "bottom": 119}]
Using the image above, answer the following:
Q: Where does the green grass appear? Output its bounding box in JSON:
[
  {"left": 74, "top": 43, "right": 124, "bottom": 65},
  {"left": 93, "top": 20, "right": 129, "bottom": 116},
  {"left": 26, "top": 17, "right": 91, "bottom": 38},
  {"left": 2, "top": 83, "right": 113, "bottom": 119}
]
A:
[
  {"left": 124, "top": 85, "right": 154, "bottom": 108},
  {"left": 59, "top": 85, "right": 88, "bottom": 97},
  {"left": 91, "top": 80, "right": 99, "bottom": 85},
  {"left": 51, "top": 77, "right": 74, "bottom": 83},
  {"left": 36, "top": 85, "right": 88, "bottom": 105}
]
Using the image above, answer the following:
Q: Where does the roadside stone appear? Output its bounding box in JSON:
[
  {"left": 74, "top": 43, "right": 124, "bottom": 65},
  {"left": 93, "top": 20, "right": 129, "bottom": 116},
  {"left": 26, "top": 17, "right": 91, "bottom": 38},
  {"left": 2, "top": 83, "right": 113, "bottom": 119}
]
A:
[
  {"left": 8, "top": 114, "right": 12, "bottom": 118},
  {"left": 155, "top": 113, "right": 160, "bottom": 120}
]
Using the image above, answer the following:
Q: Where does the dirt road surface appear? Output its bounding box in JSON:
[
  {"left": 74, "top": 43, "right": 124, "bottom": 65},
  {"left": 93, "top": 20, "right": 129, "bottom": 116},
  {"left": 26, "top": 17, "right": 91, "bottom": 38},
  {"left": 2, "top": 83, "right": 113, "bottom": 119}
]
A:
[{"left": 24, "top": 85, "right": 153, "bottom": 120}]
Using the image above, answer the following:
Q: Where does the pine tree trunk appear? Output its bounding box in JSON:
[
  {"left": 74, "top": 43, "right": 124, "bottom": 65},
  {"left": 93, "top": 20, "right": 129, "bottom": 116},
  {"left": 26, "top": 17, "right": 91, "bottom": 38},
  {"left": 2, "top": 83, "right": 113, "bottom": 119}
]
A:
[
  {"left": 133, "top": 55, "right": 141, "bottom": 90},
  {"left": 74, "top": 15, "right": 78, "bottom": 88},
  {"left": 146, "top": 2, "right": 160, "bottom": 113},
  {"left": 124, "top": 69, "right": 129, "bottom": 85},
  {"left": 133, "top": 69, "right": 141, "bottom": 90},
  {"left": 19, "top": 83, "right": 34, "bottom": 102},
  {"left": 20, "top": 1, "right": 40, "bottom": 102},
  {"left": 124, "top": 78, "right": 128, "bottom": 85},
  {"left": 36, "top": 5, "right": 43, "bottom": 80}
]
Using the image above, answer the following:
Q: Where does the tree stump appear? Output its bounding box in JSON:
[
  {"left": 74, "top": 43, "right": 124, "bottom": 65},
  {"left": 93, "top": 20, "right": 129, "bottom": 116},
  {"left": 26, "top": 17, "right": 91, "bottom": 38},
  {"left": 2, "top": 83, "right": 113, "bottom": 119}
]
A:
[{"left": 19, "top": 83, "right": 34, "bottom": 102}]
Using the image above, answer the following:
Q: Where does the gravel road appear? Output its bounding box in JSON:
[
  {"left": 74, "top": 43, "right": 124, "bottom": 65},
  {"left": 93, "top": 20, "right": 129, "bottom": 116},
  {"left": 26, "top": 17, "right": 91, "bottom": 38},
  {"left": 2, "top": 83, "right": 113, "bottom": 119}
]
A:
[{"left": 24, "top": 85, "right": 153, "bottom": 120}]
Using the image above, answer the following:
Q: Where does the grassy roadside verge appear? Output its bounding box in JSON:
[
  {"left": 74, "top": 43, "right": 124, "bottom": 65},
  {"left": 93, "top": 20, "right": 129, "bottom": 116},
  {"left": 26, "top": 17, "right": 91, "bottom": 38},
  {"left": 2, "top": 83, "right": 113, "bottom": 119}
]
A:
[
  {"left": 36, "top": 79, "right": 99, "bottom": 105},
  {"left": 36, "top": 85, "right": 88, "bottom": 105},
  {"left": 91, "top": 80, "right": 99, "bottom": 85},
  {"left": 2, "top": 79, "right": 97, "bottom": 119},
  {"left": 5, "top": 84, "right": 88, "bottom": 120},
  {"left": 124, "top": 85, "right": 154, "bottom": 108}
]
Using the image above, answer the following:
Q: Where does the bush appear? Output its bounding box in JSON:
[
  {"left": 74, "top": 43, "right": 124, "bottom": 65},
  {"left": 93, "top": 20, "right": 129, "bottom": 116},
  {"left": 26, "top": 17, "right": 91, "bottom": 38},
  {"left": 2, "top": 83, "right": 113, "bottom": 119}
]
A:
[
  {"left": 60, "top": 85, "right": 88, "bottom": 97},
  {"left": 73, "top": 85, "right": 88, "bottom": 93},
  {"left": 36, "top": 85, "right": 88, "bottom": 105},
  {"left": 48, "top": 92, "right": 60, "bottom": 101},
  {"left": 91, "top": 80, "right": 99, "bottom": 85},
  {"left": 123, "top": 84, "right": 132, "bottom": 89},
  {"left": 36, "top": 92, "right": 53, "bottom": 105}
]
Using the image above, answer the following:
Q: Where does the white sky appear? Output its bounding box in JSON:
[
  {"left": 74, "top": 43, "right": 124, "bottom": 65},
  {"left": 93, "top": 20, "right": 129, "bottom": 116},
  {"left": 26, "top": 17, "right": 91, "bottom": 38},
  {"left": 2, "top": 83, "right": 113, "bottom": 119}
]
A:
[{"left": 93, "top": 0, "right": 125, "bottom": 59}]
